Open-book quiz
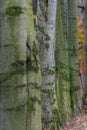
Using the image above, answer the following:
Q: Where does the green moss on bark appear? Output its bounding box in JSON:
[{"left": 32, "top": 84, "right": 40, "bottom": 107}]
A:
[{"left": 6, "top": 6, "right": 25, "bottom": 16}]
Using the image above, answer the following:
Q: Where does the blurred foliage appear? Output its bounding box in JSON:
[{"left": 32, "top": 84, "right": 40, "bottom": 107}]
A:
[{"left": 77, "top": 15, "right": 84, "bottom": 71}]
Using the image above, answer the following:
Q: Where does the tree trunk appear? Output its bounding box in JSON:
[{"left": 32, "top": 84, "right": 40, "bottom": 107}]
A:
[
  {"left": 55, "top": 0, "right": 72, "bottom": 124},
  {"left": 83, "top": 0, "right": 87, "bottom": 101},
  {"left": 68, "top": 0, "right": 82, "bottom": 112},
  {"left": 0, "top": 1, "right": 42, "bottom": 130},
  {"left": 0, "top": 0, "right": 27, "bottom": 130},
  {"left": 26, "top": 0, "right": 42, "bottom": 130},
  {"left": 37, "top": 0, "right": 58, "bottom": 129}
]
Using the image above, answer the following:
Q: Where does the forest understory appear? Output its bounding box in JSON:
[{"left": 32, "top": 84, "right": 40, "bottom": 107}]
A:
[{"left": 64, "top": 110, "right": 87, "bottom": 130}]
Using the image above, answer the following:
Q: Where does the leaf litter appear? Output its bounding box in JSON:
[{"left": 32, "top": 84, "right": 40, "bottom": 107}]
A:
[{"left": 64, "top": 111, "right": 87, "bottom": 130}]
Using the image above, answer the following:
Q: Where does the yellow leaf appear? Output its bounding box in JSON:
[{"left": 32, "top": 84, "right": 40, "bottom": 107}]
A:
[{"left": 32, "top": 15, "right": 37, "bottom": 19}]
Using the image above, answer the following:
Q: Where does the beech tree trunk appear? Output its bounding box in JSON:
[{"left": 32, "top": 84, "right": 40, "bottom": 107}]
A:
[
  {"left": 55, "top": 0, "right": 72, "bottom": 124},
  {"left": 83, "top": 0, "right": 87, "bottom": 101},
  {"left": 26, "top": 0, "right": 42, "bottom": 130},
  {"left": 37, "top": 0, "right": 58, "bottom": 129},
  {"left": 68, "top": 0, "right": 82, "bottom": 112},
  {"left": 0, "top": 0, "right": 27, "bottom": 130},
  {"left": 0, "top": 1, "right": 42, "bottom": 130}
]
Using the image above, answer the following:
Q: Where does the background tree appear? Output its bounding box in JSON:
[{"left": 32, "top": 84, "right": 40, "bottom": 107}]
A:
[
  {"left": 68, "top": 0, "right": 81, "bottom": 112},
  {"left": 83, "top": 0, "right": 87, "bottom": 101},
  {"left": 36, "top": 0, "right": 58, "bottom": 129},
  {"left": 55, "top": 0, "right": 82, "bottom": 126},
  {"left": 55, "top": 0, "right": 72, "bottom": 124}
]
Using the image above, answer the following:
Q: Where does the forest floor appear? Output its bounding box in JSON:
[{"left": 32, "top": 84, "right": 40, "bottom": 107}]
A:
[{"left": 63, "top": 110, "right": 87, "bottom": 130}]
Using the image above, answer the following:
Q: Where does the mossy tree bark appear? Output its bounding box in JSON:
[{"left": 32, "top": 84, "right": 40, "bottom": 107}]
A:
[
  {"left": 55, "top": 0, "right": 72, "bottom": 124},
  {"left": 0, "top": 0, "right": 27, "bottom": 130},
  {"left": 83, "top": 0, "right": 87, "bottom": 101},
  {"left": 56, "top": 0, "right": 82, "bottom": 126},
  {"left": 68, "top": 0, "right": 82, "bottom": 112},
  {"left": 37, "top": 0, "right": 58, "bottom": 129},
  {"left": 26, "top": 0, "right": 42, "bottom": 130},
  {"left": 0, "top": 0, "right": 42, "bottom": 130}
]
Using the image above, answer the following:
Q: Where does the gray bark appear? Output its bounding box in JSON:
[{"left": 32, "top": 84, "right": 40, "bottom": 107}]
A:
[
  {"left": 0, "top": 0, "right": 27, "bottom": 130},
  {"left": 83, "top": 0, "right": 87, "bottom": 101},
  {"left": 26, "top": 0, "right": 42, "bottom": 130},
  {"left": 56, "top": 0, "right": 72, "bottom": 124},
  {"left": 68, "top": 0, "right": 82, "bottom": 112},
  {"left": 37, "top": 0, "right": 58, "bottom": 129}
]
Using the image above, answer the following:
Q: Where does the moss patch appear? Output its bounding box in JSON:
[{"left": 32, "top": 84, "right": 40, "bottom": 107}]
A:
[{"left": 6, "top": 6, "right": 25, "bottom": 16}]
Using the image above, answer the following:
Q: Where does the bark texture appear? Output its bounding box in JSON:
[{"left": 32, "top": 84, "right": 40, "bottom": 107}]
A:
[
  {"left": 55, "top": 0, "right": 72, "bottom": 124},
  {"left": 0, "top": 0, "right": 27, "bottom": 130},
  {"left": 83, "top": 0, "right": 87, "bottom": 101},
  {"left": 26, "top": 0, "right": 42, "bottom": 130},
  {"left": 0, "top": 1, "right": 42, "bottom": 130},
  {"left": 37, "top": 0, "right": 58, "bottom": 129},
  {"left": 68, "top": 0, "right": 81, "bottom": 112}
]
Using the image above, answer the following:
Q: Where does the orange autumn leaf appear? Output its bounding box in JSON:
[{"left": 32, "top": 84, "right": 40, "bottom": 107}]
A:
[{"left": 79, "top": 66, "right": 85, "bottom": 71}]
